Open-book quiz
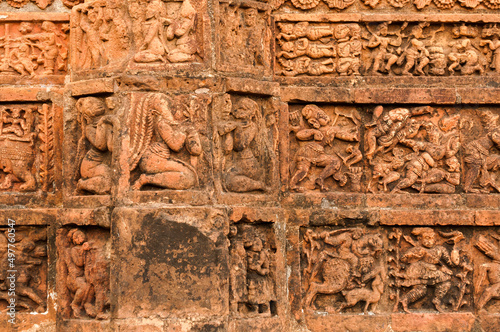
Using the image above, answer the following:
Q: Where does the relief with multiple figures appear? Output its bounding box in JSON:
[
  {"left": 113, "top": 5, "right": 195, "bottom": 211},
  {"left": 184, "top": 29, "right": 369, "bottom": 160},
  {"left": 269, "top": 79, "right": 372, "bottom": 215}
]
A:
[
  {"left": 56, "top": 227, "right": 110, "bottom": 319},
  {"left": 272, "top": 0, "right": 500, "bottom": 10},
  {"left": 0, "top": 21, "right": 68, "bottom": 77},
  {"left": 287, "top": 104, "right": 500, "bottom": 194},
  {"left": 71, "top": 0, "right": 130, "bottom": 71},
  {"left": 388, "top": 227, "right": 473, "bottom": 313},
  {"left": 302, "top": 226, "right": 385, "bottom": 313},
  {"left": 129, "top": 0, "right": 203, "bottom": 65},
  {"left": 276, "top": 23, "right": 500, "bottom": 77},
  {"left": 288, "top": 104, "right": 363, "bottom": 192}
]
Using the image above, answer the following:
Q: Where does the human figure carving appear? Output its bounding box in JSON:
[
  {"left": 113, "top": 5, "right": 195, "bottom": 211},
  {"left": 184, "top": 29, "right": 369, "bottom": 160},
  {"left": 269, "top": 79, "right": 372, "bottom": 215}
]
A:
[
  {"left": 290, "top": 105, "right": 360, "bottom": 192},
  {"left": 75, "top": 97, "right": 118, "bottom": 195},
  {"left": 219, "top": 98, "right": 268, "bottom": 193},
  {"left": 133, "top": 0, "right": 168, "bottom": 63},
  {"left": 393, "top": 228, "right": 462, "bottom": 313},
  {"left": 365, "top": 22, "right": 405, "bottom": 75},
  {"left": 129, "top": 93, "right": 201, "bottom": 190},
  {"left": 463, "top": 111, "right": 500, "bottom": 193},
  {"left": 58, "top": 228, "right": 109, "bottom": 319},
  {"left": 303, "top": 228, "right": 383, "bottom": 312},
  {"left": 166, "top": 0, "right": 198, "bottom": 63},
  {"left": 474, "top": 234, "right": 500, "bottom": 311}
]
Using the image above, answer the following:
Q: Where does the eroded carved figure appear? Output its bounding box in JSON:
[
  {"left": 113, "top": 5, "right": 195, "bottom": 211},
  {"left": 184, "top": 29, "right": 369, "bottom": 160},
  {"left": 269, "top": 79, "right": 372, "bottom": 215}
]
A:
[
  {"left": 219, "top": 4, "right": 266, "bottom": 71},
  {"left": 303, "top": 227, "right": 384, "bottom": 313},
  {"left": 72, "top": 0, "right": 129, "bottom": 70},
  {"left": 0, "top": 227, "right": 47, "bottom": 312},
  {"left": 57, "top": 228, "right": 110, "bottom": 319},
  {"left": 229, "top": 224, "right": 277, "bottom": 316}
]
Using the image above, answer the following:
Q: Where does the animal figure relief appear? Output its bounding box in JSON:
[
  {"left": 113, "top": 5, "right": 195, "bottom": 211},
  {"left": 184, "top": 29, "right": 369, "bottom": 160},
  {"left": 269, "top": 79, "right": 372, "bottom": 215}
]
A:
[
  {"left": 388, "top": 228, "right": 472, "bottom": 313},
  {"left": 128, "top": 93, "right": 204, "bottom": 191},
  {"left": 289, "top": 105, "right": 362, "bottom": 192},
  {"left": 229, "top": 224, "right": 277, "bottom": 317},
  {"left": 57, "top": 228, "right": 110, "bottom": 319},
  {"left": 302, "top": 228, "right": 384, "bottom": 313}
]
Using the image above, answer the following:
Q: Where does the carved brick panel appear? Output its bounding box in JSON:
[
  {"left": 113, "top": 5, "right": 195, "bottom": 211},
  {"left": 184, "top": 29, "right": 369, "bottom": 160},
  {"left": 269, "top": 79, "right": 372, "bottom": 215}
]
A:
[
  {"left": 0, "top": 103, "right": 56, "bottom": 193},
  {"left": 217, "top": 0, "right": 271, "bottom": 76},
  {"left": 214, "top": 94, "right": 278, "bottom": 195},
  {"left": 56, "top": 226, "right": 110, "bottom": 320},
  {"left": 0, "top": 226, "right": 47, "bottom": 313},
  {"left": 275, "top": 22, "right": 500, "bottom": 78},
  {"left": 287, "top": 104, "right": 500, "bottom": 194},
  {"left": 0, "top": 20, "right": 68, "bottom": 77}
]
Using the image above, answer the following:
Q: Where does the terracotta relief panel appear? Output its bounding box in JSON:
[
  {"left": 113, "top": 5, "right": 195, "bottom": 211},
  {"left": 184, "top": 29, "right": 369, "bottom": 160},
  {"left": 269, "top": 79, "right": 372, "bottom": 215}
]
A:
[
  {"left": 0, "top": 21, "right": 68, "bottom": 77},
  {"left": 275, "top": 22, "right": 500, "bottom": 77},
  {"left": 0, "top": 226, "right": 47, "bottom": 313},
  {"left": 217, "top": 1, "right": 271, "bottom": 75},
  {"left": 229, "top": 222, "right": 278, "bottom": 317},
  {"left": 0, "top": 103, "right": 56, "bottom": 193},
  {"left": 272, "top": 0, "right": 500, "bottom": 11},
  {"left": 214, "top": 94, "right": 278, "bottom": 194},
  {"left": 127, "top": 92, "right": 212, "bottom": 192},
  {"left": 129, "top": 0, "right": 206, "bottom": 67},
  {"left": 56, "top": 227, "right": 110, "bottom": 320},
  {"left": 301, "top": 226, "right": 385, "bottom": 314},
  {"left": 70, "top": 0, "right": 130, "bottom": 72},
  {"left": 287, "top": 104, "right": 500, "bottom": 194},
  {"left": 72, "top": 96, "right": 119, "bottom": 196}
]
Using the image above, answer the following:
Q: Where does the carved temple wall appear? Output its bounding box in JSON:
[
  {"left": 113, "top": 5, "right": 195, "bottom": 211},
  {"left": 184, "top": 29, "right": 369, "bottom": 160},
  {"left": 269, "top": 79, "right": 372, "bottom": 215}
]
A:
[{"left": 0, "top": 0, "right": 500, "bottom": 331}]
